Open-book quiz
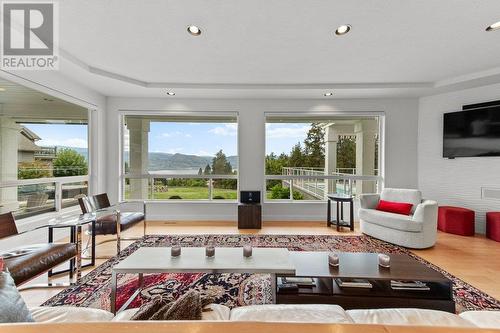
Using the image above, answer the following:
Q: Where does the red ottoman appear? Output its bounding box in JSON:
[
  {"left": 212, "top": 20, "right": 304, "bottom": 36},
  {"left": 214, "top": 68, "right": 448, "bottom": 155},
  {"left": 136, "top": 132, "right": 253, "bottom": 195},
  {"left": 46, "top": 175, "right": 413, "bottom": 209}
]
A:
[
  {"left": 438, "top": 206, "right": 475, "bottom": 236},
  {"left": 486, "top": 212, "right": 500, "bottom": 242}
]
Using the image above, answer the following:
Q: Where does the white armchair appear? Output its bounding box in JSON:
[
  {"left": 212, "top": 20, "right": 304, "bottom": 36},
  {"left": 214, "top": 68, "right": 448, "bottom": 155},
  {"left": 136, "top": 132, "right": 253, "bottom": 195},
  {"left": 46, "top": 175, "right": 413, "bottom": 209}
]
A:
[{"left": 358, "top": 188, "right": 438, "bottom": 249}]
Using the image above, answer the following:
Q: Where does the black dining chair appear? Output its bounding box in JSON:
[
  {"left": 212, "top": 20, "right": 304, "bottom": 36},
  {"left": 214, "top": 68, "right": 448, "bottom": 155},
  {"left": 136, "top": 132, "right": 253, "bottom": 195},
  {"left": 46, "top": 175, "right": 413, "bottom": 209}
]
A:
[{"left": 78, "top": 193, "right": 146, "bottom": 256}]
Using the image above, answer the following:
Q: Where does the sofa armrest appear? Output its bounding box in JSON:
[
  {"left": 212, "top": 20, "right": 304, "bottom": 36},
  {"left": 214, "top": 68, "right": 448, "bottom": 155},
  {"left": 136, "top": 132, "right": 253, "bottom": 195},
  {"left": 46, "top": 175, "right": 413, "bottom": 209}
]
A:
[
  {"left": 359, "top": 194, "right": 380, "bottom": 209},
  {"left": 412, "top": 200, "right": 438, "bottom": 223},
  {"left": 29, "top": 306, "right": 114, "bottom": 323}
]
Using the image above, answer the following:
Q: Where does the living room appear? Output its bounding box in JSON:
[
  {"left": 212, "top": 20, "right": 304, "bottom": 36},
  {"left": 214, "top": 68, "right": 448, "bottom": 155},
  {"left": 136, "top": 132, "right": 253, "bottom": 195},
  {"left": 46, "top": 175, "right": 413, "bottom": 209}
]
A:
[{"left": 1, "top": 1, "right": 500, "bottom": 332}]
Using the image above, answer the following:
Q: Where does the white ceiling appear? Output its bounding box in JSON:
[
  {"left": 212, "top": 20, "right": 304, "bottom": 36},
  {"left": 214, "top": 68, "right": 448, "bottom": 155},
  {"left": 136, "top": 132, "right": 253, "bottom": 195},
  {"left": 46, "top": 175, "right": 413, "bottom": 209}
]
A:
[
  {"left": 0, "top": 78, "right": 86, "bottom": 119},
  {"left": 46, "top": 1, "right": 500, "bottom": 97}
]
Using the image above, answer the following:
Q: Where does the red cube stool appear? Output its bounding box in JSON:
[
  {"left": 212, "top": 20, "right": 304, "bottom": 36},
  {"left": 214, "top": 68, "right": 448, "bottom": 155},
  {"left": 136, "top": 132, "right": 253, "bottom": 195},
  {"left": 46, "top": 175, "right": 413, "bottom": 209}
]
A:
[
  {"left": 486, "top": 212, "right": 500, "bottom": 242},
  {"left": 438, "top": 206, "right": 475, "bottom": 236}
]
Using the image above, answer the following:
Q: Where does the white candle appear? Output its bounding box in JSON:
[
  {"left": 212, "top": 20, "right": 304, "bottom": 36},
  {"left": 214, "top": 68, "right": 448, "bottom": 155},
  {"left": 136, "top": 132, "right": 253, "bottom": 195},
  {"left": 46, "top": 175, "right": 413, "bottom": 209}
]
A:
[
  {"left": 171, "top": 244, "right": 181, "bottom": 257},
  {"left": 378, "top": 254, "right": 391, "bottom": 268},
  {"left": 243, "top": 244, "right": 252, "bottom": 257},
  {"left": 328, "top": 253, "right": 339, "bottom": 267},
  {"left": 170, "top": 242, "right": 181, "bottom": 257},
  {"left": 206, "top": 241, "right": 215, "bottom": 257}
]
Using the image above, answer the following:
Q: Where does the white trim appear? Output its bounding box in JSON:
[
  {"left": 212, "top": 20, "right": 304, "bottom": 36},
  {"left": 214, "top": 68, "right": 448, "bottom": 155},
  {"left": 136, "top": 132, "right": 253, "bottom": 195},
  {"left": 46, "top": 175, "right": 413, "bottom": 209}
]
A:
[
  {"left": 0, "top": 175, "right": 88, "bottom": 188},
  {"left": 265, "top": 174, "right": 381, "bottom": 181},
  {"left": 124, "top": 174, "right": 237, "bottom": 180},
  {"left": 147, "top": 213, "right": 237, "bottom": 221}
]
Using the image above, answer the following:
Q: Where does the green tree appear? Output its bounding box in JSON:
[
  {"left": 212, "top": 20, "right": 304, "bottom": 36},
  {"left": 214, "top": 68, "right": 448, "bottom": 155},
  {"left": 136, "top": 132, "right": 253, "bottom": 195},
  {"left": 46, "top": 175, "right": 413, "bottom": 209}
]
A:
[
  {"left": 304, "top": 123, "right": 325, "bottom": 168},
  {"left": 203, "top": 164, "right": 212, "bottom": 175},
  {"left": 197, "top": 167, "right": 203, "bottom": 175},
  {"left": 211, "top": 150, "right": 232, "bottom": 175},
  {"left": 288, "top": 143, "right": 305, "bottom": 167},
  {"left": 336, "top": 136, "right": 356, "bottom": 170},
  {"left": 53, "top": 148, "right": 88, "bottom": 177}
]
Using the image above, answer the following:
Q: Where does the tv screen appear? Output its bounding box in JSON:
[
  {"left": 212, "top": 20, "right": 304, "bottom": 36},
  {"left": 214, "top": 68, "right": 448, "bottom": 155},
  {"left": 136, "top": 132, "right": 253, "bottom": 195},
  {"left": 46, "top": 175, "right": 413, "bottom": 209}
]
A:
[{"left": 443, "top": 106, "right": 500, "bottom": 158}]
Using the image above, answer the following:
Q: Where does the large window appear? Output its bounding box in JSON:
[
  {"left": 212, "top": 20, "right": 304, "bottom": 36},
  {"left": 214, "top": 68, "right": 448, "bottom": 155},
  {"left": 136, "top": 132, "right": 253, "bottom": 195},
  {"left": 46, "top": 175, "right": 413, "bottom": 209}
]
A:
[
  {"left": 122, "top": 114, "right": 238, "bottom": 201},
  {"left": 0, "top": 106, "right": 89, "bottom": 219},
  {"left": 265, "top": 115, "right": 382, "bottom": 201}
]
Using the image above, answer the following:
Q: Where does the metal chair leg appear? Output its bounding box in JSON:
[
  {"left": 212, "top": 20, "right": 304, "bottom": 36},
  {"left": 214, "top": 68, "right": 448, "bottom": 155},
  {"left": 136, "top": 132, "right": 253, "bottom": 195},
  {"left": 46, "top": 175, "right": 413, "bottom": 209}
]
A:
[
  {"left": 18, "top": 282, "right": 76, "bottom": 291},
  {"left": 116, "top": 210, "right": 121, "bottom": 255}
]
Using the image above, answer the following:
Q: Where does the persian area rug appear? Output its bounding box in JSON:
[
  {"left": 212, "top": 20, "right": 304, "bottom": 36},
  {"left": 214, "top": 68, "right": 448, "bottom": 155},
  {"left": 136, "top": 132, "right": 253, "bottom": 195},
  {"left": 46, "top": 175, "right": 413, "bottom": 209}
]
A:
[{"left": 42, "top": 234, "right": 500, "bottom": 312}]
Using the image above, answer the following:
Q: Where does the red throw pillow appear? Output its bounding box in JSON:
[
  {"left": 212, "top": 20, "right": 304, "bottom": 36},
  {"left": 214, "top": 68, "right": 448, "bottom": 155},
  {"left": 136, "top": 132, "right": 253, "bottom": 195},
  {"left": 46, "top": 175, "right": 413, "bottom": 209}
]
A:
[{"left": 376, "top": 200, "right": 413, "bottom": 215}]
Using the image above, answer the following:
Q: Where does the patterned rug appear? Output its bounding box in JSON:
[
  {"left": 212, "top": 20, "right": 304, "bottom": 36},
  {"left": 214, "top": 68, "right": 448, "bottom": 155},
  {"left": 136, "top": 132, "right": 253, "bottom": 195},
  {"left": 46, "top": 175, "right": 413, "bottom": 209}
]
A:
[{"left": 43, "top": 234, "right": 500, "bottom": 313}]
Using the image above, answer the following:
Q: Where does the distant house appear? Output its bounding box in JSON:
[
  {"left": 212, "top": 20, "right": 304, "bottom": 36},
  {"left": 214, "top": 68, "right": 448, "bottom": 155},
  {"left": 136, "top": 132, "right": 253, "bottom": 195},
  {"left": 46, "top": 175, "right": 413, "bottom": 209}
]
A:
[{"left": 18, "top": 126, "right": 57, "bottom": 163}]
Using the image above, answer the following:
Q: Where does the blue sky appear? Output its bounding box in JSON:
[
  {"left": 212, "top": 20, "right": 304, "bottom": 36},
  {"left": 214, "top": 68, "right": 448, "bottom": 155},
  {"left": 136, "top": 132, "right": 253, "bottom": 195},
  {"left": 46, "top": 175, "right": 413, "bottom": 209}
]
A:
[
  {"left": 23, "top": 123, "right": 88, "bottom": 148},
  {"left": 24, "top": 122, "right": 311, "bottom": 156}
]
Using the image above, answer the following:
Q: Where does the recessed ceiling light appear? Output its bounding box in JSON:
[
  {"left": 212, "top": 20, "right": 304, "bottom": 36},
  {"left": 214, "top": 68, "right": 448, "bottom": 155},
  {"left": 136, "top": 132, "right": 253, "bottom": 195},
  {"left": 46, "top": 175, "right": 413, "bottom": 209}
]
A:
[
  {"left": 166, "top": 91, "right": 175, "bottom": 96},
  {"left": 187, "top": 25, "right": 202, "bottom": 36},
  {"left": 486, "top": 20, "right": 500, "bottom": 32},
  {"left": 324, "top": 92, "right": 333, "bottom": 97},
  {"left": 335, "top": 24, "right": 351, "bottom": 36}
]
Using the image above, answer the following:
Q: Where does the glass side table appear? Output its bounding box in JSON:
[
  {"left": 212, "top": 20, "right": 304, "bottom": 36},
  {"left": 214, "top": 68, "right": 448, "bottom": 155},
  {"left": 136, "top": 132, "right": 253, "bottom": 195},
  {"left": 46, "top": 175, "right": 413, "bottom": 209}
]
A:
[{"left": 47, "top": 212, "right": 96, "bottom": 279}]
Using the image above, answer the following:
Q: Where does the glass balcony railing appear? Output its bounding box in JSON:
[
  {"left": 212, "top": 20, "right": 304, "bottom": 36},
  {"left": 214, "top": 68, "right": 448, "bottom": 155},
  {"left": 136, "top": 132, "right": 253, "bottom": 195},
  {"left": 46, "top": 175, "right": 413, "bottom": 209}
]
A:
[{"left": 123, "top": 175, "right": 238, "bottom": 201}]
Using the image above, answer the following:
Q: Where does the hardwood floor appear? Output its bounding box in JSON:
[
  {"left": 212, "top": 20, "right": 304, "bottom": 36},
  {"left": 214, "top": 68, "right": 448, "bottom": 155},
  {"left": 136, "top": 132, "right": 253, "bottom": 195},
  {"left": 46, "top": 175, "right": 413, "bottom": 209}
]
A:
[{"left": 19, "top": 220, "right": 500, "bottom": 307}]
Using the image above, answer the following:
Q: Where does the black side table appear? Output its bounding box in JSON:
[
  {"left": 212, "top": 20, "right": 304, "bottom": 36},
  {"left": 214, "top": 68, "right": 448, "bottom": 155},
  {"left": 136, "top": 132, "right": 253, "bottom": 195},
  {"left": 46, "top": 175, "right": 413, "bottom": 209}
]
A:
[
  {"left": 47, "top": 213, "right": 96, "bottom": 278},
  {"left": 327, "top": 193, "right": 354, "bottom": 231}
]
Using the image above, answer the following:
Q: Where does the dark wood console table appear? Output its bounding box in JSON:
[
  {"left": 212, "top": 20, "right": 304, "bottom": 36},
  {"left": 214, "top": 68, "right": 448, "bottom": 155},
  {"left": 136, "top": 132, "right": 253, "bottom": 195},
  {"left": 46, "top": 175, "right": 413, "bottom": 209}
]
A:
[
  {"left": 238, "top": 203, "right": 262, "bottom": 229},
  {"left": 276, "top": 252, "right": 455, "bottom": 313}
]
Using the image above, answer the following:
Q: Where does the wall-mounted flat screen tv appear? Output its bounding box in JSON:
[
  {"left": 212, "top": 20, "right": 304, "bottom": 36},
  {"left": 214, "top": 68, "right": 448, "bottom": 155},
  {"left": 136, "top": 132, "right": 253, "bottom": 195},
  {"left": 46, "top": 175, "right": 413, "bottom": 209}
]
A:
[{"left": 443, "top": 105, "right": 500, "bottom": 158}]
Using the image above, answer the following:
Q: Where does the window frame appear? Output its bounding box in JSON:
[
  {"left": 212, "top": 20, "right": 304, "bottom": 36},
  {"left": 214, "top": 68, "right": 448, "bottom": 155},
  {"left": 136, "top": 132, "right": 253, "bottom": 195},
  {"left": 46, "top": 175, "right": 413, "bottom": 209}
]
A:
[
  {"left": 0, "top": 111, "right": 92, "bottom": 219},
  {"left": 263, "top": 112, "right": 385, "bottom": 203},
  {"left": 118, "top": 111, "right": 240, "bottom": 203}
]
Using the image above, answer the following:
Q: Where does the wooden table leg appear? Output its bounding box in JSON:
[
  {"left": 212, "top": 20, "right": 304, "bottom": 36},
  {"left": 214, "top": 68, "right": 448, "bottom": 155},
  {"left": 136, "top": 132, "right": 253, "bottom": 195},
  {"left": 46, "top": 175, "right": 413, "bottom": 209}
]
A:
[{"left": 270, "top": 273, "right": 277, "bottom": 304}]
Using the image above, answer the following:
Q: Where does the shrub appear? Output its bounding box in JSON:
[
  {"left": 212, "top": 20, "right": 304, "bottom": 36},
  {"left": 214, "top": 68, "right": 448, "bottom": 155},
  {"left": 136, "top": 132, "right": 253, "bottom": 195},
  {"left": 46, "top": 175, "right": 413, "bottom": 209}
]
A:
[
  {"left": 169, "top": 195, "right": 182, "bottom": 199},
  {"left": 18, "top": 161, "right": 51, "bottom": 179},
  {"left": 270, "top": 184, "right": 303, "bottom": 200}
]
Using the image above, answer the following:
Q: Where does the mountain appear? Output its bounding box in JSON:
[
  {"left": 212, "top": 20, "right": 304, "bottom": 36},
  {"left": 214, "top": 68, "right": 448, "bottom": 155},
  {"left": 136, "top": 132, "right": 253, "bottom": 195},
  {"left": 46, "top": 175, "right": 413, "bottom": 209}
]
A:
[
  {"left": 146, "top": 152, "right": 238, "bottom": 171},
  {"left": 58, "top": 147, "right": 237, "bottom": 171}
]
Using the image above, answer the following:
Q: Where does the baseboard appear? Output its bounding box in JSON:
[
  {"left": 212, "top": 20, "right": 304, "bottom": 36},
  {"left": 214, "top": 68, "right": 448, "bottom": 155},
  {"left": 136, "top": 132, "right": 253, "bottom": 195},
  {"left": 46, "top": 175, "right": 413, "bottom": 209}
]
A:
[
  {"left": 263, "top": 215, "right": 325, "bottom": 221},
  {"left": 147, "top": 214, "right": 237, "bottom": 221},
  {"left": 147, "top": 213, "right": 325, "bottom": 222}
]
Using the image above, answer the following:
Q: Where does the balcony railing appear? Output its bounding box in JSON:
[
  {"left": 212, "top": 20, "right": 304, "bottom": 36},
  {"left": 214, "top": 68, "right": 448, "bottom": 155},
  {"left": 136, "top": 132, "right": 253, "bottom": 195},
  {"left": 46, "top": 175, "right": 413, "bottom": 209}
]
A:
[
  {"left": 264, "top": 167, "right": 382, "bottom": 201},
  {"left": 123, "top": 173, "right": 238, "bottom": 201},
  {"left": 34, "top": 146, "right": 57, "bottom": 159},
  {"left": 0, "top": 175, "right": 88, "bottom": 219}
]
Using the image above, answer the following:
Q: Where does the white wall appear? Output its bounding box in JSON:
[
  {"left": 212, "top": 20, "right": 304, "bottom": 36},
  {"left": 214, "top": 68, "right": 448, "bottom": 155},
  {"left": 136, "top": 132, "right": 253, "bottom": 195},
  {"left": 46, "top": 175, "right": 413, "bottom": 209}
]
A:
[
  {"left": 107, "top": 97, "right": 419, "bottom": 222},
  {"left": 418, "top": 83, "right": 500, "bottom": 234}
]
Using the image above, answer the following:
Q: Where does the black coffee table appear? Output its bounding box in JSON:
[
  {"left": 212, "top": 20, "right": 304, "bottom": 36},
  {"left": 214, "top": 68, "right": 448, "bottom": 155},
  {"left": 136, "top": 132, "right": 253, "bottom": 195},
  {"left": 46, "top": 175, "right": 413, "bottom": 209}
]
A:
[{"left": 276, "top": 252, "right": 455, "bottom": 313}]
